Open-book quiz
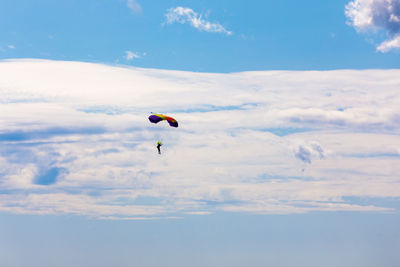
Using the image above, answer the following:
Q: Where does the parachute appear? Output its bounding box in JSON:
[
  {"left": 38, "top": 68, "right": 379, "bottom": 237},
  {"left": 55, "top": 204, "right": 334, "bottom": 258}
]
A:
[{"left": 148, "top": 114, "right": 178, "bottom": 128}]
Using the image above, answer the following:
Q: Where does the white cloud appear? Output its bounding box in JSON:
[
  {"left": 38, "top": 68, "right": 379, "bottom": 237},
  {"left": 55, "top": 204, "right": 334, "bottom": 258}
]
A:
[
  {"left": 165, "top": 7, "right": 233, "bottom": 35},
  {"left": 125, "top": 50, "right": 141, "bottom": 60},
  {"left": 345, "top": 0, "right": 400, "bottom": 52},
  {"left": 377, "top": 34, "right": 400, "bottom": 51},
  {"left": 8, "top": 45, "right": 16, "bottom": 49},
  {"left": 127, "top": 0, "right": 141, "bottom": 14},
  {"left": 0, "top": 59, "right": 400, "bottom": 219}
]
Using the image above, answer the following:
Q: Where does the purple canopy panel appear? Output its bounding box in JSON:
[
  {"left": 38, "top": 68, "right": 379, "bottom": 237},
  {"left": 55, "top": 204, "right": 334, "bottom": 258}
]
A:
[
  {"left": 149, "top": 115, "right": 163, "bottom": 123},
  {"left": 167, "top": 120, "right": 178, "bottom": 127}
]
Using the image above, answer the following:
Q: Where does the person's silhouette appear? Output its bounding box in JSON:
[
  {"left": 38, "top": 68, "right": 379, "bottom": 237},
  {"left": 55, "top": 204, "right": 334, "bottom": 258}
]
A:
[{"left": 157, "top": 141, "right": 162, "bottom": 154}]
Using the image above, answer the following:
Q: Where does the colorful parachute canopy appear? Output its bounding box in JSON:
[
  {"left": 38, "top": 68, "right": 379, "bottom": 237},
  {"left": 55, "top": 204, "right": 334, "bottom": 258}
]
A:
[{"left": 149, "top": 114, "right": 178, "bottom": 128}]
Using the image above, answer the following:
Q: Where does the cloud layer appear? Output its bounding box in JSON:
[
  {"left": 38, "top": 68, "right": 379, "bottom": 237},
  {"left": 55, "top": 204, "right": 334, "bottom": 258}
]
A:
[
  {"left": 346, "top": 0, "right": 400, "bottom": 52},
  {"left": 165, "top": 7, "right": 232, "bottom": 35},
  {"left": 0, "top": 59, "right": 399, "bottom": 219}
]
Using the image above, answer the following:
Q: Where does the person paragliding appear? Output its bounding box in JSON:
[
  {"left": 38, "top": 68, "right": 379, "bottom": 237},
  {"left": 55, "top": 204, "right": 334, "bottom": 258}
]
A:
[
  {"left": 157, "top": 141, "right": 162, "bottom": 154},
  {"left": 149, "top": 113, "right": 178, "bottom": 154}
]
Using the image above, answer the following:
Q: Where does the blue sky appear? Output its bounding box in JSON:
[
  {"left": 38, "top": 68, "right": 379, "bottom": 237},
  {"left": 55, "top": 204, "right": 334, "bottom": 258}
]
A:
[
  {"left": 1, "top": 1, "right": 400, "bottom": 266},
  {"left": 1, "top": 0, "right": 400, "bottom": 72}
]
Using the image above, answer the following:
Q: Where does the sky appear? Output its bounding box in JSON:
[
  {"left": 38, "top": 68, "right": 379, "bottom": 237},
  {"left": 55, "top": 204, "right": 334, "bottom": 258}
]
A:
[
  {"left": 1, "top": 0, "right": 400, "bottom": 266},
  {"left": 1, "top": 0, "right": 400, "bottom": 72}
]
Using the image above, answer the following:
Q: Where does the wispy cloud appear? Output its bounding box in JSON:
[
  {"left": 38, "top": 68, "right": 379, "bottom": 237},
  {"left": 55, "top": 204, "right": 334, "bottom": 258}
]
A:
[
  {"left": 165, "top": 7, "right": 233, "bottom": 35},
  {"left": 345, "top": 0, "right": 400, "bottom": 52},
  {"left": 127, "top": 0, "right": 141, "bottom": 14},
  {"left": 125, "top": 50, "right": 143, "bottom": 60},
  {"left": 293, "top": 141, "right": 325, "bottom": 164},
  {"left": 0, "top": 45, "right": 16, "bottom": 52},
  {"left": 0, "top": 60, "right": 400, "bottom": 219}
]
